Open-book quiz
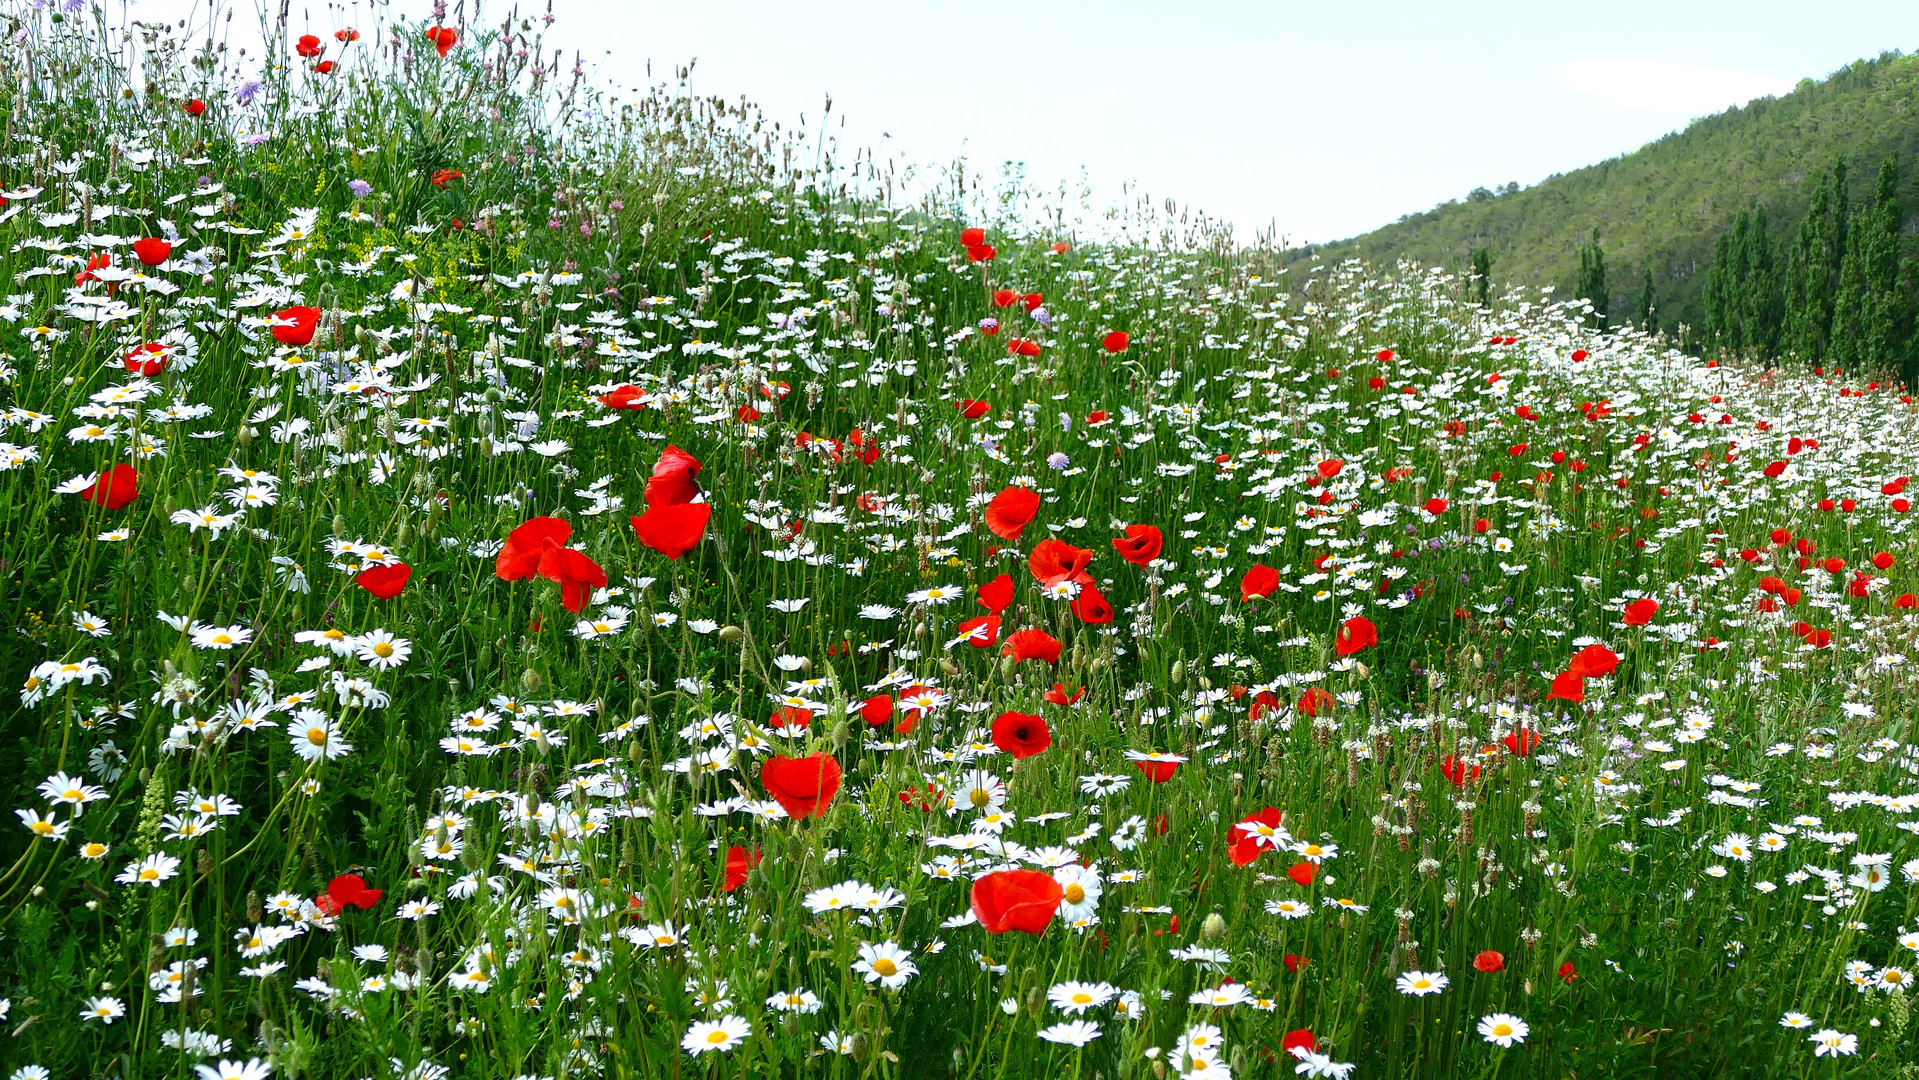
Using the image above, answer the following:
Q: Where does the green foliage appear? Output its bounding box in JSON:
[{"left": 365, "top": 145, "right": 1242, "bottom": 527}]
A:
[{"left": 1306, "top": 50, "right": 1919, "bottom": 356}]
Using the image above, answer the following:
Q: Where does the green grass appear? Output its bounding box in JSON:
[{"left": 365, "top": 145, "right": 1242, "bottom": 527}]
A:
[{"left": 3, "top": 5, "right": 1919, "bottom": 1080}]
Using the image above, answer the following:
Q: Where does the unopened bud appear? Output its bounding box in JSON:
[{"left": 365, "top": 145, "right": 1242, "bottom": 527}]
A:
[
  {"left": 1200, "top": 912, "right": 1227, "bottom": 940},
  {"left": 519, "top": 668, "right": 542, "bottom": 695},
  {"left": 718, "top": 625, "right": 744, "bottom": 644}
]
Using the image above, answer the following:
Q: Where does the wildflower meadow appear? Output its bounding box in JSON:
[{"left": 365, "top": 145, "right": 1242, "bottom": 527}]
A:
[{"left": 4, "top": 4, "right": 1919, "bottom": 1079}]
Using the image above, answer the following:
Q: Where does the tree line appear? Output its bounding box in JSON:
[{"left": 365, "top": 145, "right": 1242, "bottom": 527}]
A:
[{"left": 1698, "top": 156, "right": 1913, "bottom": 382}]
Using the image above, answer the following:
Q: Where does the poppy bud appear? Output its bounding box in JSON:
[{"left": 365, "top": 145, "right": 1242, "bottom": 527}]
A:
[
  {"left": 519, "top": 668, "right": 542, "bottom": 694},
  {"left": 718, "top": 625, "right": 744, "bottom": 643},
  {"left": 1170, "top": 660, "right": 1185, "bottom": 684},
  {"left": 1200, "top": 912, "right": 1227, "bottom": 940}
]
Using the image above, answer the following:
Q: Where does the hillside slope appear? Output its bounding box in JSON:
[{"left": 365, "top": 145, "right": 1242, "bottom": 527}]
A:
[{"left": 1297, "top": 51, "right": 1919, "bottom": 332}]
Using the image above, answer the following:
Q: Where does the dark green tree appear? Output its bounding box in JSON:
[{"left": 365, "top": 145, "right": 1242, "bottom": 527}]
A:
[
  {"left": 1575, "top": 227, "right": 1608, "bottom": 329},
  {"left": 1741, "top": 206, "right": 1784, "bottom": 356},
  {"left": 1638, "top": 266, "right": 1657, "bottom": 331},
  {"left": 1859, "top": 155, "right": 1911, "bottom": 377},
  {"left": 1470, "top": 247, "right": 1493, "bottom": 307}
]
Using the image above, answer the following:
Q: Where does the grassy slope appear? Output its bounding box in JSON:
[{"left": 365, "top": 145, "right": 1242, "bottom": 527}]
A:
[{"left": 1300, "top": 51, "right": 1919, "bottom": 329}]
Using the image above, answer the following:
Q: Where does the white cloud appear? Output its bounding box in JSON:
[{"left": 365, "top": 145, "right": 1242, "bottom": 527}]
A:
[{"left": 1553, "top": 58, "right": 1796, "bottom": 115}]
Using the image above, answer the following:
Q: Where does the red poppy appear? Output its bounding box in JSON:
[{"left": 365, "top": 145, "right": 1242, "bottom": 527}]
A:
[
  {"left": 966, "top": 243, "right": 997, "bottom": 263},
  {"left": 79, "top": 464, "right": 138, "bottom": 510},
  {"left": 1897, "top": 593, "right": 1918, "bottom": 609},
  {"left": 1112, "top": 524, "right": 1163, "bottom": 565},
  {"left": 497, "top": 516, "right": 571, "bottom": 580},
  {"left": 335, "top": 27, "right": 361, "bottom": 41},
  {"left": 991, "top": 711, "right": 1051, "bottom": 759},
  {"left": 722, "top": 846, "right": 760, "bottom": 892},
  {"left": 978, "top": 572, "right": 1014, "bottom": 614},
  {"left": 1623, "top": 598, "right": 1659, "bottom": 625},
  {"left": 1241, "top": 564, "right": 1279, "bottom": 601},
  {"left": 1334, "top": 616, "right": 1378, "bottom": 656},
  {"left": 1102, "top": 331, "right": 1129, "bottom": 353},
  {"left": 1474, "top": 949, "right": 1505, "bottom": 973},
  {"left": 1002, "top": 627, "right": 1062, "bottom": 664},
  {"left": 770, "top": 706, "right": 812, "bottom": 730},
  {"left": 1296, "top": 687, "right": 1334, "bottom": 718},
  {"left": 1071, "top": 583, "right": 1114, "bottom": 625},
  {"left": 597, "top": 384, "right": 646, "bottom": 410},
  {"left": 860, "top": 694, "right": 895, "bottom": 727},
  {"left": 1502, "top": 727, "right": 1541, "bottom": 757},
  {"left": 1567, "top": 644, "right": 1619, "bottom": 678},
  {"left": 538, "top": 538, "right": 607, "bottom": 613},
  {"left": 356, "top": 562, "right": 410, "bottom": 598},
  {"left": 1423, "top": 497, "right": 1449, "bottom": 516},
  {"left": 1283, "top": 954, "right": 1309, "bottom": 973},
  {"left": 956, "top": 398, "right": 992, "bottom": 419},
  {"left": 1558, "top": 960, "right": 1578, "bottom": 983},
  {"left": 984, "top": 486, "right": 1040, "bottom": 540},
  {"left": 1029, "top": 539, "right": 1093, "bottom": 585},
  {"left": 992, "top": 288, "right": 1019, "bottom": 308},
  {"left": 1006, "top": 338, "right": 1042, "bottom": 358},
  {"left": 1043, "top": 682, "right": 1084, "bottom": 706},
  {"left": 122, "top": 343, "right": 169, "bottom": 376},
  {"left": 1441, "top": 754, "right": 1482, "bottom": 786},
  {"left": 132, "top": 237, "right": 172, "bottom": 266},
  {"left": 425, "top": 25, "right": 459, "bottom": 57},
  {"left": 1317, "top": 458, "right": 1344, "bottom": 479},
  {"left": 184, "top": 98, "right": 206, "bottom": 115},
  {"left": 1281, "top": 1030, "right": 1317, "bottom": 1057},
  {"left": 296, "top": 34, "right": 324, "bottom": 57},
  {"left": 955, "top": 614, "right": 1002, "bottom": 648},
  {"left": 270, "top": 305, "right": 322, "bottom": 346},
  {"left": 631, "top": 502, "right": 711, "bottom": 560},
  {"left": 313, "top": 60, "right": 336, "bottom": 74},
  {"left": 1287, "top": 860, "right": 1318, "bottom": 887},
  {"left": 431, "top": 168, "right": 464, "bottom": 188},
  {"left": 736, "top": 404, "right": 760, "bottom": 422},
  {"left": 1135, "top": 758, "right": 1180, "bottom": 783},
  {"left": 970, "top": 869, "right": 1063, "bottom": 934},
  {"left": 1022, "top": 292, "right": 1044, "bottom": 312},
  {"left": 960, "top": 227, "right": 986, "bottom": 247},
  {"left": 643, "top": 444, "right": 702, "bottom": 508},
  {"left": 324, "top": 873, "right": 382, "bottom": 912},
  {"left": 761, "top": 754, "right": 842, "bottom": 819}
]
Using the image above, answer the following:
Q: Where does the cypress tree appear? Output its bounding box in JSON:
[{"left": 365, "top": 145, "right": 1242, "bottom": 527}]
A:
[
  {"left": 1743, "top": 205, "right": 1783, "bottom": 357},
  {"left": 1832, "top": 224, "right": 1866, "bottom": 369},
  {"left": 1860, "top": 155, "right": 1908, "bottom": 377},
  {"left": 1637, "top": 266, "right": 1656, "bottom": 332},
  {"left": 1576, "top": 228, "right": 1608, "bottom": 329},
  {"left": 1788, "top": 169, "right": 1840, "bottom": 360},
  {"left": 1470, "top": 247, "right": 1493, "bottom": 307}
]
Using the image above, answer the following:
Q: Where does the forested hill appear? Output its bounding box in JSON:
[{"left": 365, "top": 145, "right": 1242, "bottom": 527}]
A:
[{"left": 1295, "top": 51, "right": 1919, "bottom": 337}]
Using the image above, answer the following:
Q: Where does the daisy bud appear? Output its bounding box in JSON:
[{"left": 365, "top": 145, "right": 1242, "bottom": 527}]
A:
[{"left": 520, "top": 668, "right": 543, "bottom": 694}]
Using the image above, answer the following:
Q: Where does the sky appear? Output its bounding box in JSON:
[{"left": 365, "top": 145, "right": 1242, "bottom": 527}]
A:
[{"left": 131, "top": 0, "right": 1919, "bottom": 244}]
